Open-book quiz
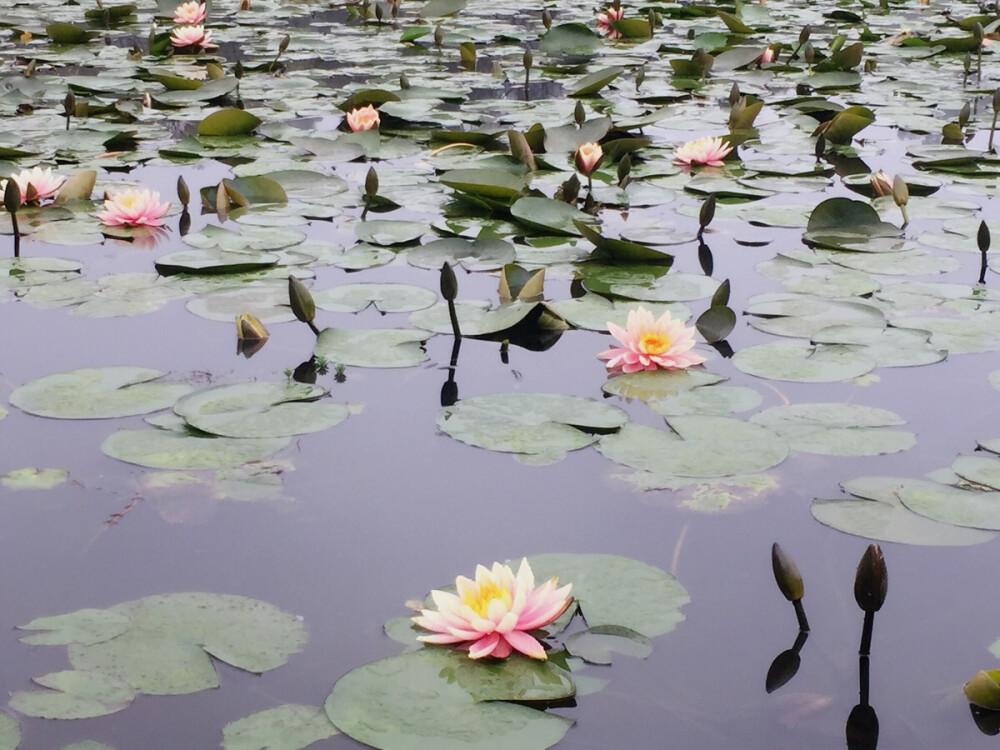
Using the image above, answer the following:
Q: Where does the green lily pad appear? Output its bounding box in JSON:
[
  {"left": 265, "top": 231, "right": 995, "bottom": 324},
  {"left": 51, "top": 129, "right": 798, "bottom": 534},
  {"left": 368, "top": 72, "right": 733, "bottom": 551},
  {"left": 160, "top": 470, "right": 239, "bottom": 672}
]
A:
[
  {"left": 952, "top": 455, "right": 1000, "bottom": 491},
  {"left": 155, "top": 250, "right": 280, "bottom": 276},
  {"left": 355, "top": 220, "right": 429, "bottom": 246},
  {"left": 9, "top": 671, "right": 135, "bottom": 720},
  {"left": 10, "top": 367, "right": 192, "bottom": 420},
  {"left": 810, "top": 325, "right": 946, "bottom": 368},
  {"left": 439, "top": 169, "right": 527, "bottom": 201},
  {"left": 597, "top": 418, "right": 788, "bottom": 479},
  {"left": 325, "top": 649, "right": 573, "bottom": 750},
  {"left": 601, "top": 369, "right": 724, "bottom": 402},
  {"left": 0, "top": 715, "right": 18, "bottom": 750},
  {"left": 198, "top": 109, "right": 263, "bottom": 137},
  {"left": 407, "top": 237, "right": 516, "bottom": 271},
  {"left": 409, "top": 300, "right": 554, "bottom": 337},
  {"left": 648, "top": 385, "right": 762, "bottom": 417},
  {"left": 19, "top": 609, "right": 132, "bottom": 647},
  {"left": 437, "top": 393, "right": 628, "bottom": 463},
  {"left": 803, "top": 197, "right": 901, "bottom": 249},
  {"left": 899, "top": 481, "right": 1000, "bottom": 530},
  {"left": 568, "top": 66, "right": 624, "bottom": 97},
  {"left": 314, "top": 328, "right": 429, "bottom": 368},
  {"left": 564, "top": 626, "right": 652, "bottom": 665},
  {"left": 511, "top": 197, "right": 590, "bottom": 236},
  {"left": 528, "top": 554, "right": 688, "bottom": 637},
  {"left": 101, "top": 430, "right": 290, "bottom": 470},
  {"left": 732, "top": 342, "right": 876, "bottom": 383},
  {"left": 750, "top": 404, "right": 915, "bottom": 456},
  {"left": 539, "top": 23, "right": 602, "bottom": 55},
  {"left": 1, "top": 468, "right": 69, "bottom": 490},
  {"left": 314, "top": 283, "right": 437, "bottom": 314},
  {"left": 174, "top": 382, "right": 350, "bottom": 438},
  {"left": 222, "top": 705, "right": 339, "bottom": 750}
]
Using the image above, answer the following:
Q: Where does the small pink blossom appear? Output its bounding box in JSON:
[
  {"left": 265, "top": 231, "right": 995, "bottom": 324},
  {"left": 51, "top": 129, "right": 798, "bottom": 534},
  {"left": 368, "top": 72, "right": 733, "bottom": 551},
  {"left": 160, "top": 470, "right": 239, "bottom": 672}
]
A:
[
  {"left": 346, "top": 104, "right": 380, "bottom": 132},
  {"left": 97, "top": 188, "right": 171, "bottom": 228},
  {"left": 413, "top": 559, "right": 573, "bottom": 660},
  {"left": 598, "top": 306, "right": 706, "bottom": 372},
  {"left": 596, "top": 5, "right": 625, "bottom": 39},
  {"left": 173, "top": 1, "right": 207, "bottom": 24},
  {"left": 673, "top": 136, "right": 733, "bottom": 167},
  {"left": 1, "top": 167, "right": 65, "bottom": 203},
  {"left": 759, "top": 46, "right": 775, "bottom": 64},
  {"left": 575, "top": 141, "right": 603, "bottom": 177},
  {"left": 170, "top": 24, "right": 217, "bottom": 50}
]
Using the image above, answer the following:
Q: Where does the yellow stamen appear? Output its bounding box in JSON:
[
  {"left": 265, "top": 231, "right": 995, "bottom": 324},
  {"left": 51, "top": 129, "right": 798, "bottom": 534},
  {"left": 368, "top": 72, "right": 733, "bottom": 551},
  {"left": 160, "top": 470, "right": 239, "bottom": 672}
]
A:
[
  {"left": 640, "top": 331, "right": 670, "bottom": 355},
  {"left": 462, "top": 580, "right": 512, "bottom": 617}
]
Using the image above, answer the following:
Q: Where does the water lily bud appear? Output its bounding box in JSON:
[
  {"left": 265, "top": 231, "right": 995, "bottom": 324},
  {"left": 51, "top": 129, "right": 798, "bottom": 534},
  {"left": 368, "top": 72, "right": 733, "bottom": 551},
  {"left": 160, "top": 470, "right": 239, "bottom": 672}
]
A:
[
  {"left": 239, "top": 0, "right": 250, "bottom": 9},
  {"left": 960, "top": 101, "right": 971, "bottom": 129},
  {"left": 864, "top": 58, "right": 876, "bottom": 73},
  {"left": 994, "top": 88, "right": 1000, "bottom": 113},
  {"left": 4, "top": 178, "right": 21, "bottom": 215},
  {"left": 974, "top": 21, "right": 985, "bottom": 44},
  {"left": 854, "top": 543, "right": 887, "bottom": 613},
  {"left": 399, "top": 71, "right": 410, "bottom": 89},
  {"left": 798, "top": 24, "right": 811, "bottom": 46},
  {"left": 440, "top": 261, "right": 458, "bottom": 301},
  {"left": 278, "top": 34, "right": 290, "bottom": 55},
  {"left": 891, "top": 175, "right": 909, "bottom": 207},
  {"left": 814, "top": 133, "right": 826, "bottom": 159},
  {"left": 804, "top": 42, "right": 814, "bottom": 65},
  {"left": 966, "top": 670, "right": 1000, "bottom": 710},
  {"left": 542, "top": 8, "right": 551, "bottom": 29},
  {"left": 869, "top": 170, "right": 892, "bottom": 197},
  {"left": 434, "top": 24, "right": 444, "bottom": 46},
  {"left": 523, "top": 47, "right": 533, "bottom": 70},
  {"left": 648, "top": 8, "right": 656, "bottom": 32},
  {"left": 288, "top": 275, "right": 316, "bottom": 324},
  {"left": 635, "top": 64, "right": 645, "bottom": 90},
  {"left": 771, "top": 543, "right": 804, "bottom": 602},
  {"left": 574, "top": 141, "right": 603, "bottom": 177},
  {"left": 978, "top": 220, "right": 991, "bottom": 254},
  {"left": 177, "top": 175, "right": 190, "bottom": 207},
  {"left": 617, "top": 153, "right": 632, "bottom": 186},
  {"left": 375, "top": 3, "right": 383, "bottom": 22},
  {"left": 365, "top": 166, "right": 379, "bottom": 199},
  {"left": 698, "top": 193, "right": 716, "bottom": 230},
  {"left": 63, "top": 90, "right": 75, "bottom": 116},
  {"left": 729, "top": 82, "right": 741, "bottom": 108},
  {"left": 236, "top": 311, "right": 269, "bottom": 341},
  {"left": 574, "top": 99, "right": 585, "bottom": 126},
  {"left": 964, "top": 51, "right": 972, "bottom": 73}
]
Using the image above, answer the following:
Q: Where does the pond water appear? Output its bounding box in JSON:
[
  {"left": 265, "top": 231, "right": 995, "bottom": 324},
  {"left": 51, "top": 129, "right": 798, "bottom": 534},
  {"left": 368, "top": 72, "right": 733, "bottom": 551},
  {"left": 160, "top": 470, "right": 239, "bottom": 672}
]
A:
[{"left": 4, "top": 0, "right": 1000, "bottom": 749}]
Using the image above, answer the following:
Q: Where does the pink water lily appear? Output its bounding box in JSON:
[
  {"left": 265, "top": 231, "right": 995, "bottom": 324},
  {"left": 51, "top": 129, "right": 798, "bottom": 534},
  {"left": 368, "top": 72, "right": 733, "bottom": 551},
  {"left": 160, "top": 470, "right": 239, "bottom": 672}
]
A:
[
  {"left": 170, "top": 24, "right": 217, "bottom": 49},
  {"left": 869, "top": 170, "right": 893, "bottom": 197},
  {"left": 173, "top": 1, "right": 207, "bottom": 24},
  {"left": 575, "top": 141, "right": 603, "bottom": 177},
  {"left": 0, "top": 167, "right": 65, "bottom": 203},
  {"left": 673, "top": 136, "right": 733, "bottom": 167},
  {"left": 413, "top": 559, "right": 573, "bottom": 660},
  {"left": 598, "top": 306, "right": 706, "bottom": 372},
  {"left": 97, "top": 188, "right": 170, "bottom": 227},
  {"left": 346, "top": 104, "right": 380, "bottom": 132},
  {"left": 596, "top": 5, "right": 625, "bottom": 38}
]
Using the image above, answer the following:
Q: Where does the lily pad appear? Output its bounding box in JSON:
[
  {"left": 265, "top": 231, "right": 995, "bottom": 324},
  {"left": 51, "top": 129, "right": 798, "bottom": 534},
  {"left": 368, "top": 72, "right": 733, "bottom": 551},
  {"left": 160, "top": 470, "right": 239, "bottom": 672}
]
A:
[
  {"left": 10, "top": 367, "right": 192, "bottom": 420},
  {"left": 750, "top": 404, "right": 915, "bottom": 456},
  {"left": 222, "top": 705, "right": 339, "bottom": 750},
  {"left": 564, "top": 626, "right": 652, "bottom": 665},
  {"left": 313, "top": 283, "right": 437, "bottom": 314},
  {"left": 0, "top": 715, "right": 17, "bottom": 750},
  {"left": 732, "top": 342, "right": 876, "bottom": 383},
  {"left": 899, "top": 482, "right": 1000, "bottom": 530},
  {"left": 101, "top": 430, "right": 289, "bottom": 470},
  {"left": 9, "top": 671, "right": 135, "bottom": 720},
  {"left": 1, "top": 468, "right": 69, "bottom": 490},
  {"left": 314, "top": 328, "right": 429, "bottom": 368}
]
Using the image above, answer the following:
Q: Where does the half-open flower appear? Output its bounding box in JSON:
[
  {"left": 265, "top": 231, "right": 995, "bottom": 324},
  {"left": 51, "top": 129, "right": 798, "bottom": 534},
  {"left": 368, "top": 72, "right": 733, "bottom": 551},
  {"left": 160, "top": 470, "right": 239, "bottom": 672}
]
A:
[
  {"left": 97, "top": 188, "right": 171, "bottom": 227},
  {"left": 759, "top": 46, "right": 775, "bottom": 64},
  {"left": 170, "top": 24, "right": 217, "bottom": 49},
  {"left": 0, "top": 167, "right": 65, "bottom": 203},
  {"left": 869, "top": 170, "right": 893, "bottom": 197},
  {"left": 575, "top": 141, "right": 603, "bottom": 177},
  {"left": 598, "top": 306, "right": 706, "bottom": 372},
  {"left": 173, "top": 1, "right": 207, "bottom": 24},
  {"left": 412, "top": 559, "right": 573, "bottom": 660},
  {"left": 596, "top": 5, "right": 625, "bottom": 39},
  {"left": 346, "top": 104, "right": 380, "bottom": 132},
  {"left": 673, "top": 136, "right": 733, "bottom": 167}
]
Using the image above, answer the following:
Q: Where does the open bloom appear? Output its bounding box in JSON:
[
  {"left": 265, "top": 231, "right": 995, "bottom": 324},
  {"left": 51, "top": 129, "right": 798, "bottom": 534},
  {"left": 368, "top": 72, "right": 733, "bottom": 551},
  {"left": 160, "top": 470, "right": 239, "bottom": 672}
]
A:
[
  {"left": 173, "top": 1, "right": 207, "bottom": 23},
  {"left": 596, "top": 5, "right": 625, "bottom": 39},
  {"left": 413, "top": 559, "right": 573, "bottom": 660},
  {"left": 575, "top": 141, "right": 603, "bottom": 177},
  {"left": 0, "top": 167, "right": 65, "bottom": 203},
  {"left": 170, "top": 24, "right": 217, "bottom": 49},
  {"left": 673, "top": 136, "right": 733, "bottom": 167},
  {"left": 97, "top": 188, "right": 170, "bottom": 227},
  {"left": 598, "top": 306, "right": 706, "bottom": 372},
  {"left": 346, "top": 104, "right": 380, "bottom": 132}
]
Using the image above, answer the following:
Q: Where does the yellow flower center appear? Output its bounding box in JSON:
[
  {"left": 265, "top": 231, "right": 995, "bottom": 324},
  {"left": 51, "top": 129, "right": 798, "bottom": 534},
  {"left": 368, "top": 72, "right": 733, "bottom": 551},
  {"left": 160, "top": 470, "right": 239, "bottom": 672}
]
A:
[
  {"left": 640, "top": 331, "right": 670, "bottom": 355},
  {"left": 462, "top": 580, "right": 512, "bottom": 617}
]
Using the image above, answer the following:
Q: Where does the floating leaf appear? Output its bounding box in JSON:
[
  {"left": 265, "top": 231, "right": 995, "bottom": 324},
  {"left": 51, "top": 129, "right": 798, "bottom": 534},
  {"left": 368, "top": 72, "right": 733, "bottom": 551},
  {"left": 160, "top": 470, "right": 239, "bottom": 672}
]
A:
[
  {"left": 732, "top": 342, "right": 876, "bottom": 383},
  {"left": 899, "top": 482, "right": 1000, "bottom": 530},
  {"left": 314, "top": 328, "right": 428, "bottom": 368},
  {"left": 102, "top": 430, "right": 289, "bottom": 470},
  {"left": 314, "top": 283, "right": 437, "bottom": 314},
  {"left": 222, "top": 705, "right": 339, "bottom": 750},
  {"left": 601, "top": 369, "right": 724, "bottom": 401},
  {"left": 564, "top": 626, "right": 652, "bottom": 665},
  {"left": 1, "top": 468, "right": 69, "bottom": 490},
  {"left": 9, "top": 671, "right": 135, "bottom": 720},
  {"left": 568, "top": 67, "right": 624, "bottom": 97},
  {"left": 750, "top": 404, "right": 915, "bottom": 456},
  {"left": 10, "top": 367, "right": 192, "bottom": 420},
  {"left": 0, "top": 714, "right": 18, "bottom": 750},
  {"left": 19, "top": 609, "right": 132, "bottom": 647},
  {"left": 198, "top": 109, "right": 263, "bottom": 137},
  {"left": 511, "top": 198, "right": 590, "bottom": 236}
]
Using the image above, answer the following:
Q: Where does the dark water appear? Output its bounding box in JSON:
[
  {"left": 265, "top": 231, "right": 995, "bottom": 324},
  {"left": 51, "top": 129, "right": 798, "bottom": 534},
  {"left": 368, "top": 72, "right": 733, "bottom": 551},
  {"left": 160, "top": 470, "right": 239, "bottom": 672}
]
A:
[{"left": 3, "top": 155, "right": 1000, "bottom": 750}]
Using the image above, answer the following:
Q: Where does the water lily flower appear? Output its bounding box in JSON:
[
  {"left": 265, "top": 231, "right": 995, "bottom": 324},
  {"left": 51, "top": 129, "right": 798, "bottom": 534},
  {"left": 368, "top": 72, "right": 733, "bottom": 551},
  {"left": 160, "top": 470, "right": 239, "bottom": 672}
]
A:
[
  {"left": 575, "top": 141, "right": 603, "bottom": 177},
  {"left": 412, "top": 559, "right": 573, "bottom": 660},
  {"left": 869, "top": 170, "right": 893, "bottom": 197},
  {"left": 97, "top": 188, "right": 171, "bottom": 227},
  {"left": 759, "top": 46, "right": 775, "bottom": 64},
  {"left": 170, "top": 24, "right": 217, "bottom": 50},
  {"left": 596, "top": 5, "right": 625, "bottom": 39},
  {"left": 173, "top": 1, "right": 207, "bottom": 24},
  {"left": 0, "top": 167, "right": 65, "bottom": 203},
  {"left": 673, "top": 136, "right": 733, "bottom": 167},
  {"left": 346, "top": 104, "right": 380, "bottom": 132},
  {"left": 598, "top": 306, "right": 706, "bottom": 372}
]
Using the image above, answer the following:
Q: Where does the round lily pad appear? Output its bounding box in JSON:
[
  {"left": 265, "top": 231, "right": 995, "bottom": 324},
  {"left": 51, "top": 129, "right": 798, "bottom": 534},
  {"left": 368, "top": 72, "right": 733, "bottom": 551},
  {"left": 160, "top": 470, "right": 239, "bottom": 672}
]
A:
[
  {"left": 732, "top": 342, "right": 876, "bottom": 383},
  {"left": 0, "top": 715, "right": 18, "bottom": 750},
  {"left": 9, "top": 671, "right": 135, "bottom": 720},
  {"left": 10, "top": 367, "right": 192, "bottom": 420},
  {"left": 222, "top": 705, "right": 339, "bottom": 750},
  {"left": 313, "top": 283, "right": 437, "bottom": 314},
  {"left": 899, "top": 482, "right": 1000, "bottom": 530},
  {"left": 1, "top": 468, "right": 69, "bottom": 490},
  {"left": 952, "top": 455, "right": 1000, "bottom": 491},
  {"left": 101, "top": 430, "right": 290, "bottom": 470},
  {"left": 750, "top": 403, "right": 915, "bottom": 456},
  {"left": 314, "top": 328, "right": 429, "bottom": 368}
]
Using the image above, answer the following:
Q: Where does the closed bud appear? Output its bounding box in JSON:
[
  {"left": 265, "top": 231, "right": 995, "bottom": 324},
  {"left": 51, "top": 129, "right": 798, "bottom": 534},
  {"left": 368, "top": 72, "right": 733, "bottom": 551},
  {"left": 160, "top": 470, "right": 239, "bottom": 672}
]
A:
[
  {"left": 235, "top": 60, "right": 244, "bottom": 79},
  {"left": 978, "top": 220, "right": 991, "bottom": 254},
  {"left": 574, "top": 99, "right": 586, "bottom": 126},
  {"left": 815, "top": 133, "right": 826, "bottom": 159},
  {"left": 375, "top": 3, "right": 383, "bottom": 21},
  {"left": 635, "top": 64, "right": 645, "bottom": 90},
  {"left": 964, "top": 51, "right": 973, "bottom": 73},
  {"left": 891, "top": 175, "right": 909, "bottom": 206},
  {"left": 288, "top": 275, "right": 316, "bottom": 324},
  {"left": 278, "top": 34, "right": 290, "bottom": 55},
  {"left": 648, "top": 8, "right": 656, "bottom": 32},
  {"left": 434, "top": 24, "right": 444, "bottom": 46},
  {"left": 63, "top": 90, "right": 75, "bottom": 116},
  {"left": 974, "top": 21, "right": 985, "bottom": 43},
  {"left": 617, "top": 153, "right": 632, "bottom": 186},
  {"left": 699, "top": 193, "right": 716, "bottom": 230},
  {"left": 771, "top": 543, "right": 804, "bottom": 602},
  {"left": 523, "top": 47, "right": 533, "bottom": 70},
  {"left": 729, "top": 82, "right": 741, "bottom": 108},
  {"left": 400, "top": 71, "right": 410, "bottom": 89},
  {"left": 854, "top": 543, "right": 887, "bottom": 613},
  {"left": 4, "top": 178, "right": 21, "bottom": 215},
  {"left": 440, "top": 261, "right": 458, "bottom": 301},
  {"left": 804, "top": 42, "right": 814, "bottom": 65},
  {"left": 542, "top": 9, "right": 551, "bottom": 29},
  {"left": 966, "top": 670, "right": 1000, "bottom": 710},
  {"left": 239, "top": 0, "right": 250, "bottom": 9},
  {"left": 798, "top": 24, "right": 811, "bottom": 46},
  {"left": 960, "top": 101, "right": 971, "bottom": 129},
  {"left": 235, "top": 311, "right": 269, "bottom": 341},
  {"left": 365, "top": 166, "right": 379, "bottom": 199},
  {"left": 177, "top": 175, "right": 190, "bottom": 207}
]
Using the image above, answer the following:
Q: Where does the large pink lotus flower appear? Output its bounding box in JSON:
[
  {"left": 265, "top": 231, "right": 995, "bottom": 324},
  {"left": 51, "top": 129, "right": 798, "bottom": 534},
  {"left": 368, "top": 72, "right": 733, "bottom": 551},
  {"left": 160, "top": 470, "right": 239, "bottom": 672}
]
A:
[
  {"left": 673, "top": 136, "right": 733, "bottom": 167},
  {"left": 173, "top": 1, "right": 207, "bottom": 24},
  {"left": 412, "top": 559, "right": 573, "bottom": 660},
  {"left": 0, "top": 167, "right": 65, "bottom": 203},
  {"left": 598, "top": 306, "right": 706, "bottom": 372},
  {"left": 97, "top": 188, "right": 171, "bottom": 227},
  {"left": 346, "top": 105, "right": 380, "bottom": 132},
  {"left": 170, "top": 24, "right": 217, "bottom": 49},
  {"left": 596, "top": 5, "right": 625, "bottom": 39}
]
